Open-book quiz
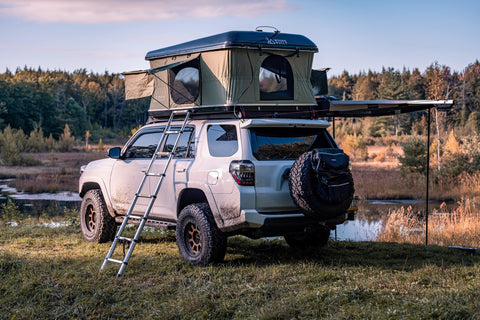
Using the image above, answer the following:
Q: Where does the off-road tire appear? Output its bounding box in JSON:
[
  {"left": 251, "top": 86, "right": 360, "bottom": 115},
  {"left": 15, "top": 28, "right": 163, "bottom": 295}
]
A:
[
  {"left": 176, "top": 203, "right": 227, "bottom": 266},
  {"left": 284, "top": 226, "right": 330, "bottom": 250},
  {"left": 289, "top": 151, "right": 354, "bottom": 220},
  {"left": 80, "top": 189, "right": 117, "bottom": 243}
]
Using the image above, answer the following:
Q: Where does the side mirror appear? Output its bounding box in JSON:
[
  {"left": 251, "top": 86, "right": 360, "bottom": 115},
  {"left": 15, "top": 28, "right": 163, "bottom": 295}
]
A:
[{"left": 107, "top": 147, "right": 121, "bottom": 159}]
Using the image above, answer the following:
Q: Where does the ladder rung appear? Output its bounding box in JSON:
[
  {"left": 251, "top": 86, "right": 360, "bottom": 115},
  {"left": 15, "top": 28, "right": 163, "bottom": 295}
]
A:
[
  {"left": 165, "top": 130, "right": 181, "bottom": 135},
  {"left": 117, "top": 236, "right": 135, "bottom": 242},
  {"left": 107, "top": 258, "right": 124, "bottom": 264},
  {"left": 172, "top": 110, "right": 189, "bottom": 114},
  {"left": 147, "top": 172, "right": 165, "bottom": 177},
  {"left": 157, "top": 152, "right": 170, "bottom": 156},
  {"left": 136, "top": 193, "right": 155, "bottom": 199}
]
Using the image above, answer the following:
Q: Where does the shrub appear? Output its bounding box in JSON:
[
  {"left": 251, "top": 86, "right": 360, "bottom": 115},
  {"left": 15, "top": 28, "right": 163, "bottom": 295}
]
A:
[
  {"left": 45, "top": 134, "right": 56, "bottom": 151},
  {"left": 465, "top": 111, "right": 480, "bottom": 134},
  {"left": 64, "top": 207, "right": 80, "bottom": 228},
  {"left": 26, "top": 128, "right": 46, "bottom": 152},
  {"left": 341, "top": 134, "right": 368, "bottom": 160},
  {"left": 58, "top": 124, "right": 75, "bottom": 152},
  {"left": 97, "top": 138, "right": 104, "bottom": 151},
  {"left": 444, "top": 130, "right": 459, "bottom": 156},
  {"left": 398, "top": 136, "right": 427, "bottom": 174},
  {"left": 0, "top": 126, "right": 27, "bottom": 165},
  {"left": 0, "top": 199, "right": 23, "bottom": 225}
]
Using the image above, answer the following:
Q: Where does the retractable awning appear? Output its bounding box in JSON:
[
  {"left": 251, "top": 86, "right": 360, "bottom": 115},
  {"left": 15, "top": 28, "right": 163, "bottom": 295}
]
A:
[{"left": 316, "top": 99, "right": 454, "bottom": 117}]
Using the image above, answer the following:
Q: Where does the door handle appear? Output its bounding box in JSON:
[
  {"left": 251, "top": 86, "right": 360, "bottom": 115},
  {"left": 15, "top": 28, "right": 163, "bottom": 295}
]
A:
[{"left": 176, "top": 168, "right": 186, "bottom": 173}]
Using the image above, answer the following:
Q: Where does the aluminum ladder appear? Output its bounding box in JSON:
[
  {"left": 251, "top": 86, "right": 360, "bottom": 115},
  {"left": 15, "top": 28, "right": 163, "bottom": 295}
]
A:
[{"left": 100, "top": 110, "right": 190, "bottom": 277}]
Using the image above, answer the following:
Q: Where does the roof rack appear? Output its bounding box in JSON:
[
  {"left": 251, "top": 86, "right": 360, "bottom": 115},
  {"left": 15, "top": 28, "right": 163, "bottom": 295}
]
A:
[
  {"left": 146, "top": 104, "right": 328, "bottom": 123},
  {"left": 145, "top": 98, "right": 453, "bottom": 123}
]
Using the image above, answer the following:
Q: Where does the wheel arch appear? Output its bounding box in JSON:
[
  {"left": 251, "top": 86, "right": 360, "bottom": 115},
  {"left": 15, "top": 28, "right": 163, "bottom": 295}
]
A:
[
  {"left": 177, "top": 188, "right": 224, "bottom": 228},
  {"left": 80, "top": 182, "right": 102, "bottom": 198},
  {"left": 79, "top": 180, "right": 115, "bottom": 217},
  {"left": 177, "top": 188, "right": 208, "bottom": 215}
]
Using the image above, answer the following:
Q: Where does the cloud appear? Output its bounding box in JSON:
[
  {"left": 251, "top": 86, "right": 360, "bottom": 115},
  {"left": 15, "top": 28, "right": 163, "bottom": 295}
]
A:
[{"left": 0, "top": 0, "right": 290, "bottom": 23}]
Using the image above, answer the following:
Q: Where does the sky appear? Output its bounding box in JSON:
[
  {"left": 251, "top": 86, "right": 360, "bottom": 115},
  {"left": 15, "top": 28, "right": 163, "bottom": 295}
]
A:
[{"left": 0, "top": 0, "right": 478, "bottom": 76}]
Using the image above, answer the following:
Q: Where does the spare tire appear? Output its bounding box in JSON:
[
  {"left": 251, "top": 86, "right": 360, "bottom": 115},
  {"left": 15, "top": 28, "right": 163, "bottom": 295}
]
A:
[{"left": 288, "top": 148, "right": 354, "bottom": 220}]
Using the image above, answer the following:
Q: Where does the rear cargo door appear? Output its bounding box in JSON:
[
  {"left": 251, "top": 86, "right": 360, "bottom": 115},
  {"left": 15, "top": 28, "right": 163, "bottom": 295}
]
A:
[{"left": 249, "top": 126, "right": 337, "bottom": 213}]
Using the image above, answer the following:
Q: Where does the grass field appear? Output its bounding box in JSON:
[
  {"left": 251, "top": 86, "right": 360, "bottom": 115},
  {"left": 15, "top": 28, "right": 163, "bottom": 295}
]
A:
[
  {"left": 1, "top": 220, "right": 480, "bottom": 319},
  {"left": 1, "top": 150, "right": 480, "bottom": 319}
]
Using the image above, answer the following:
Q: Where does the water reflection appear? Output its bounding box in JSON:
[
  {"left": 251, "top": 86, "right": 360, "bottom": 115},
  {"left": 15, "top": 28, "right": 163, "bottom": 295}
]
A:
[
  {"left": 334, "top": 199, "right": 456, "bottom": 241},
  {"left": 335, "top": 219, "right": 382, "bottom": 241},
  {"left": 0, "top": 181, "right": 80, "bottom": 216},
  {"left": 1, "top": 179, "right": 457, "bottom": 241}
]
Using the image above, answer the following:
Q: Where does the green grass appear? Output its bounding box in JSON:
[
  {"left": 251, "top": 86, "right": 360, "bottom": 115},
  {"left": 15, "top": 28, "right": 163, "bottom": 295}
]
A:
[{"left": 1, "top": 220, "right": 480, "bottom": 319}]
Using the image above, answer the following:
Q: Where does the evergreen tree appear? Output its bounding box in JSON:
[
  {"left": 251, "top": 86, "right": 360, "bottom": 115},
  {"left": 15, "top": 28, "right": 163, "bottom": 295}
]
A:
[{"left": 352, "top": 70, "right": 378, "bottom": 100}]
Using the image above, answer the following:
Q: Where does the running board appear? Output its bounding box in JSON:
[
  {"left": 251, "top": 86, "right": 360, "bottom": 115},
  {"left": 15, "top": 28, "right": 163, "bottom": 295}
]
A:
[{"left": 114, "top": 216, "right": 176, "bottom": 230}]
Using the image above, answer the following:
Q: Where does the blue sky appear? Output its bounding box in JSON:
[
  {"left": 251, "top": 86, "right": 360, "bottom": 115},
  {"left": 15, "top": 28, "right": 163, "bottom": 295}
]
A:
[{"left": 0, "top": 0, "right": 478, "bottom": 76}]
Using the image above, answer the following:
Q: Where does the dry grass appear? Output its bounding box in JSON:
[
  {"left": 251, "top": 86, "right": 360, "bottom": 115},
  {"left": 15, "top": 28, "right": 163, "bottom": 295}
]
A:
[
  {"left": 352, "top": 162, "right": 480, "bottom": 201},
  {"left": 377, "top": 198, "right": 480, "bottom": 248},
  {"left": 0, "top": 151, "right": 105, "bottom": 192}
]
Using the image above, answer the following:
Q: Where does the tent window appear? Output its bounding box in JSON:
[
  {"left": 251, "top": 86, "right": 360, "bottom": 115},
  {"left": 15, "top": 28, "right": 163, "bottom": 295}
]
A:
[
  {"left": 259, "top": 55, "right": 293, "bottom": 100},
  {"left": 169, "top": 58, "right": 200, "bottom": 104}
]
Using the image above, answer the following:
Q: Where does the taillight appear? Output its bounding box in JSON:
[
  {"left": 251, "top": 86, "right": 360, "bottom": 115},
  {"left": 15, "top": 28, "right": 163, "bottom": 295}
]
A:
[{"left": 229, "top": 160, "right": 255, "bottom": 186}]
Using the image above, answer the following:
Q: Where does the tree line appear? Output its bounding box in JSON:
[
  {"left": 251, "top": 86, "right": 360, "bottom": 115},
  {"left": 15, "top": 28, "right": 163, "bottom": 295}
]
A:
[
  {"left": 328, "top": 61, "right": 480, "bottom": 137},
  {"left": 1, "top": 61, "right": 479, "bottom": 142},
  {"left": 0, "top": 67, "right": 149, "bottom": 142}
]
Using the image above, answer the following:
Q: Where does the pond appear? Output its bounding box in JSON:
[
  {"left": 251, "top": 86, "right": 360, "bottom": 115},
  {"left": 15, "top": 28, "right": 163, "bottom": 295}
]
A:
[
  {"left": 0, "top": 179, "right": 80, "bottom": 217},
  {"left": 0, "top": 179, "right": 453, "bottom": 241},
  {"left": 335, "top": 199, "right": 456, "bottom": 241}
]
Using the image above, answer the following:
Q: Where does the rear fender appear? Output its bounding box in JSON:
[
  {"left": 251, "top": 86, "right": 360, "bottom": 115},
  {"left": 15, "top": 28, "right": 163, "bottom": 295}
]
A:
[{"left": 177, "top": 187, "right": 225, "bottom": 229}]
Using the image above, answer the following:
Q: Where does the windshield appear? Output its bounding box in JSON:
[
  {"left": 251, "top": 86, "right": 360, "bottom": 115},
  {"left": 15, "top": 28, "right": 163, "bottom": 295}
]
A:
[{"left": 250, "top": 127, "right": 336, "bottom": 160}]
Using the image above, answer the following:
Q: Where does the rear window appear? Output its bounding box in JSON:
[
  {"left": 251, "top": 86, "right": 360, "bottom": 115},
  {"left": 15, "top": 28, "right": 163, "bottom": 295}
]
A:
[
  {"left": 250, "top": 127, "right": 336, "bottom": 160},
  {"left": 207, "top": 124, "right": 238, "bottom": 157}
]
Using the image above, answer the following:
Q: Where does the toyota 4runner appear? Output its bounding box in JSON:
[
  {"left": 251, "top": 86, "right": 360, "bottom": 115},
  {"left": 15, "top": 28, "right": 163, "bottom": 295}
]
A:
[{"left": 79, "top": 117, "right": 356, "bottom": 265}]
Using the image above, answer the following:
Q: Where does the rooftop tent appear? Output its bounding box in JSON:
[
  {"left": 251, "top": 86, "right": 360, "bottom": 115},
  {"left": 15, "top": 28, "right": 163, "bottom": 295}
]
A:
[{"left": 124, "top": 31, "right": 319, "bottom": 116}]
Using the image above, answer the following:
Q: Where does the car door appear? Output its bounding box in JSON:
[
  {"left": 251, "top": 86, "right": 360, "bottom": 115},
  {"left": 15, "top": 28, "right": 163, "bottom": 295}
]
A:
[
  {"left": 148, "top": 126, "right": 195, "bottom": 220},
  {"left": 110, "top": 128, "right": 164, "bottom": 216}
]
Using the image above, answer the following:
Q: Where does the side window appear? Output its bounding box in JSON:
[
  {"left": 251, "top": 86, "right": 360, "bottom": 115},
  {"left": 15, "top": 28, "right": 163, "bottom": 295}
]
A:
[
  {"left": 207, "top": 125, "right": 238, "bottom": 157},
  {"left": 162, "top": 127, "right": 195, "bottom": 158},
  {"left": 123, "top": 130, "right": 163, "bottom": 159},
  {"left": 259, "top": 55, "right": 294, "bottom": 100},
  {"left": 169, "top": 58, "right": 200, "bottom": 104}
]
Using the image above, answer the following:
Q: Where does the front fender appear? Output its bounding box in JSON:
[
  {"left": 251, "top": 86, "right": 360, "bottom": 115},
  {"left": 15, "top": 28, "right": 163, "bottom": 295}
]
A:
[{"left": 79, "top": 158, "right": 116, "bottom": 217}]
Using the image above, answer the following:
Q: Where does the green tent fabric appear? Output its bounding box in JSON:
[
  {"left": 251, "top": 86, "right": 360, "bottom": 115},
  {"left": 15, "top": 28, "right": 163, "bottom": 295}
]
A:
[{"left": 125, "top": 48, "right": 317, "bottom": 112}]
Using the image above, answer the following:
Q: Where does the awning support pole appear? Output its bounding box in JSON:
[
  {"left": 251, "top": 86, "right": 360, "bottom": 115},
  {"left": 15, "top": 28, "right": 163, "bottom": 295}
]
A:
[
  {"left": 332, "top": 117, "right": 336, "bottom": 139},
  {"left": 426, "top": 107, "right": 431, "bottom": 246}
]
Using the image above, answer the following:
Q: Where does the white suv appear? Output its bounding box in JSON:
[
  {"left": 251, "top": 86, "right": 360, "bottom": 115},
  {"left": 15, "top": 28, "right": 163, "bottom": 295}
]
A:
[{"left": 79, "top": 117, "right": 355, "bottom": 265}]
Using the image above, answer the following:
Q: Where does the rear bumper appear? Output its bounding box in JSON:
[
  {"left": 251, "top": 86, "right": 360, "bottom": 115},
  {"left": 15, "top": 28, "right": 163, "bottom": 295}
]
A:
[{"left": 237, "top": 204, "right": 357, "bottom": 238}]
